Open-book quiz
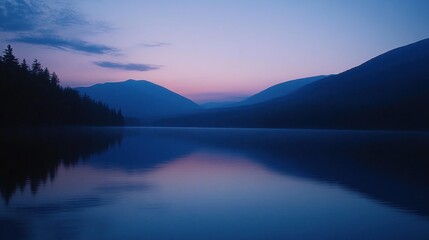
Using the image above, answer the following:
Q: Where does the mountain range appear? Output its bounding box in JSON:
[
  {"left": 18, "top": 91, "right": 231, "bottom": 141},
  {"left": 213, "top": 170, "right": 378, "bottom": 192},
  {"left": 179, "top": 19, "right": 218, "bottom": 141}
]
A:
[
  {"left": 229, "top": 75, "right": 329, "bottom": 107},
  {"left": 75, "top": 38, "right": 429, "bottom": 130},
  {"left": 154, "top": 38, "right": 429, "bottom": 130},
  {"left": 76, "top": 75, "right": 325, "bottom": 123},
  {"left": 76, "top": 80, "right": 201, "bottom": 123}
]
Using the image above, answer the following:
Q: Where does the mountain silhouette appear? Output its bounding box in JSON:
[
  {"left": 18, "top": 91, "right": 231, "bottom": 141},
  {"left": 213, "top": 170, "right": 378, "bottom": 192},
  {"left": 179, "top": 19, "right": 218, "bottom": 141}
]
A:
[
  {"left": 155, "top": 38, "right": 429, "bottom": 130},
  {"left": 76, "top": 80, "right": 201, "bottom": 123},
  {"left": 202, "top": 101, "right": 239, "bottom": 109},
  {"left": 230, "top": 75, "right": 329, "bottom": 107}
]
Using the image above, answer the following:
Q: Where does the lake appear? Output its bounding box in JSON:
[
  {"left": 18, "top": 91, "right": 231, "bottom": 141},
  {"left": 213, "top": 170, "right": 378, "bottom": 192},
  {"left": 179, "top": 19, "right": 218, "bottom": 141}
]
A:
[{"left": 1, "top": 127, "right": 429, "bottom": 239}]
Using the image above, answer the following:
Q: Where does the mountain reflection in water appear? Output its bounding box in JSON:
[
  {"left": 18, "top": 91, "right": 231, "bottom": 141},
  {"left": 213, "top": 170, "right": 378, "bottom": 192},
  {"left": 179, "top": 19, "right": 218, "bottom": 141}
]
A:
[{"left": 0, "top": 127, "right": 428, "bottom": 240}]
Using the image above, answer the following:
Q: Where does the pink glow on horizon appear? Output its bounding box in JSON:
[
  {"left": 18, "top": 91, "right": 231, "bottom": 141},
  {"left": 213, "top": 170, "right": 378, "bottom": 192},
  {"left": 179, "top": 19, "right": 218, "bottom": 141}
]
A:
[{"left": 4, "top": 1, "right": 429, "bottom": 102}]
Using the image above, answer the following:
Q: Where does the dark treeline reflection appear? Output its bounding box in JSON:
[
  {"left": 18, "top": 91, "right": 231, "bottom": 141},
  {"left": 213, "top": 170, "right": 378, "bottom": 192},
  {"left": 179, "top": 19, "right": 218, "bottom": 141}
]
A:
[
  {"left": 129, "top": 128, "right": 429, "bottom": 218},
  {"left": 1, "top": 127, "right": 429, "bottom": 219},
  {"left": 0, "top": 127, "right": 123, "bottom": 204}
]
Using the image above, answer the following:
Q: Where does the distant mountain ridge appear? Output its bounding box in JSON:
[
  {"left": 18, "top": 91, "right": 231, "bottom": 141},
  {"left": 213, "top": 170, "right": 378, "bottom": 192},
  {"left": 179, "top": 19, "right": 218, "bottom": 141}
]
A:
[
  {"left": 230, "top": 75, "right": 329, "bottom": 107},
  {"left": 155, "top": 38, "right": 429, "bottom": 130},
  {"left": 203, "top": 75, "right": 329, "bottom": 109},
  {"left": 76, "top": 79, "right": 201, "bottom": 122},
  {"left": 202, "top": 101, "right": 238, "bottom": 108}
]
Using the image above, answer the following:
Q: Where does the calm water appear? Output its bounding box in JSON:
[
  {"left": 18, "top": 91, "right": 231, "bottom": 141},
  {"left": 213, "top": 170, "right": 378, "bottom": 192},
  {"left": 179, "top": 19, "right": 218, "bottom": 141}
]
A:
[{"left": 1, "top": 127, "right": 429, "bottom": 239}]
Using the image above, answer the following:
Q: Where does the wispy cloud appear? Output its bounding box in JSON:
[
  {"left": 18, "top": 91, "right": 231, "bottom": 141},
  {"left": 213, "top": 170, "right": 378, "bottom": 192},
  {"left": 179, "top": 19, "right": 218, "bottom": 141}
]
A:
[
  {"left": 94, "top": 61, "right": 163, "bottom": 71},
  {"left": 0, "top": 0, "right": 92, "bottom": 32},
  {"left": 0, "top": 0, "right": 41, "bottom": 32},
  {"left": 1, "top": 0, "right": 117, "bottom": 55},
  {"left": 13, "top": 35, "right": 117, "bottom": 55},
  {"left": 140, "top": 41, "right": 171, "bottom": 47},
  {"left": 52, "top": 8, "right": 89, "bottom": 28}
]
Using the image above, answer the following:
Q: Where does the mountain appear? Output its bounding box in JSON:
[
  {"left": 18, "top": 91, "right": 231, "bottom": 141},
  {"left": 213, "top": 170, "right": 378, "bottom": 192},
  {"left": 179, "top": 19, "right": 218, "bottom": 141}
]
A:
[
  {"left": 231, "top": 75, "right": 328, "bottom": 107},
  {"left": 76, "top": 80, "right": 201, "bottom": 122},
  {"left": 202, "top": 101, "right": 238, "bottom": 108},
  {"left": 155, "top": 38, "right": 429, "bottom": 130}
]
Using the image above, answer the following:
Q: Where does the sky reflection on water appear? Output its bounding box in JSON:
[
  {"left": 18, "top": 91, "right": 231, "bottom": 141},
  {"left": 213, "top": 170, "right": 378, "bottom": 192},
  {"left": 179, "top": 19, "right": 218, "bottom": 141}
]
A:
[{"left": 1, "top": 127, "right": 429, "bottom": 240}]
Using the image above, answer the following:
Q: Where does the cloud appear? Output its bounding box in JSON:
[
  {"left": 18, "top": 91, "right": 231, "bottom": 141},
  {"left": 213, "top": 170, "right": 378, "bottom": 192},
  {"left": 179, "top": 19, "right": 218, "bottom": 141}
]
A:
[
  {"left": 13, "top": 35, "right": 117, "bottom": 54},
  {"left": 0, "top": 0, "right": 41, "bottom": 32},
  {"left": 94, "top": 61, "right": 163, "bottom": 71},
  {"left": 51, "top": 7, "right": 89, "bottom": 28},
  {"left": 140, "top": 41, "right": 171, "bottom": 47},
  {"left": 1, "top": 0, "right": 116, "bottom": 54},
  {"left": 0, "top": 0, "right": 105, "bottom": 33}
]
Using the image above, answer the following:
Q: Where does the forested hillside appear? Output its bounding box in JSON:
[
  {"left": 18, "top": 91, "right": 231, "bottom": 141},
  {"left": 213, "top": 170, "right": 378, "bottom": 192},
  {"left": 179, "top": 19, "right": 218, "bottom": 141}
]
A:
[{"left": 0, "top": 45, "right": 123, "bottom": 126}]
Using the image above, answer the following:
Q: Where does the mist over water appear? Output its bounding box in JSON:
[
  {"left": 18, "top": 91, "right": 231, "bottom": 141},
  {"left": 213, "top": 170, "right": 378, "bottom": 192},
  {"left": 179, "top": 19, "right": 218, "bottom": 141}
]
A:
[{"left": 1, "top": 127, "right": 429, "bottom": 239}]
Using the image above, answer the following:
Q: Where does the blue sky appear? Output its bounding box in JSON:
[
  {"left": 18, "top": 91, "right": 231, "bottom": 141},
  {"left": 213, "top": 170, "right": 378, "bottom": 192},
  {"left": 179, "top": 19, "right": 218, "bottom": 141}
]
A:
[{"left": 1, "top": 0, "right": 429, "bottom": 102}]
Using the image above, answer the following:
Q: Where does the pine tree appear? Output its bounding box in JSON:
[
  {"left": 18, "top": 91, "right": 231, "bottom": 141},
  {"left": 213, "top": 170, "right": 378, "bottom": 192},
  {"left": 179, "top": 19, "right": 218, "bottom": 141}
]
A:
[
  {"left": 43, "top": 67, "right": 50, "bottom": 81},
  {"left": 21, "top": 59, "right": 29, "bottom": 72},
  {"left": 51, "top": 72, "right": 59, "bottom": 86},
  {"left": 2, "top": 45, "right": 19, "bottom": 66},
  {"left": 31, "top": 59, "right": 42, "bottom": 76}
]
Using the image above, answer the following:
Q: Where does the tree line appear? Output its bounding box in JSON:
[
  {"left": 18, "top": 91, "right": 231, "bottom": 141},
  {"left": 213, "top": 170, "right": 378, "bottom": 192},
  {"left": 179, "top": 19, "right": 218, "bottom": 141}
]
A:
[
  {"left": 0, "top": 128, "right": 123, "bottom": 204},
  {"left": 0, "top": 45, "right": 124, "bottom": 126}
]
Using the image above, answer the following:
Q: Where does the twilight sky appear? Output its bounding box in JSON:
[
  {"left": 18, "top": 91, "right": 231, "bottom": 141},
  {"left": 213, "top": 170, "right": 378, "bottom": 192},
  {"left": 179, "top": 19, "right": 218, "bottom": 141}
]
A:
[{"left": 1, "top": 0, "right": 429, "bottom": 103}]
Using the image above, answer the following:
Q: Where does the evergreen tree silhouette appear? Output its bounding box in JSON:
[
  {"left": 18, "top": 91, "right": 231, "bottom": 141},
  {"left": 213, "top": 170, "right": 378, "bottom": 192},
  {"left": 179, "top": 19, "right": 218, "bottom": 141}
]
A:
[
  {"left": 51, "top": 72, "right": 59, "bottom": 86},
  {"left": 2, "top": 45, "right": 19, "bottom": 66},
  {"left": 0, "top": 45, "right": 124, "bottom": 126},
  {"left": 31, "top": 59, "right": 42, "bottom": 76},
  {"left": 20, "top": 59, "right": 29, "bottom": 72}
]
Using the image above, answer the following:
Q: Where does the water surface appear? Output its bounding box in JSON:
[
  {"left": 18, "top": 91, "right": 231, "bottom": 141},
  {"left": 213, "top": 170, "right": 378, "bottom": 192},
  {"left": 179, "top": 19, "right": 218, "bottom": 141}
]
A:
[{"left": 1, "top": 127, "right": 429, "bottom": 239}]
